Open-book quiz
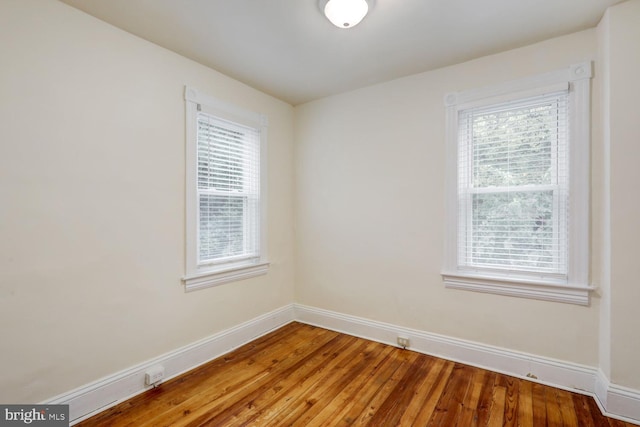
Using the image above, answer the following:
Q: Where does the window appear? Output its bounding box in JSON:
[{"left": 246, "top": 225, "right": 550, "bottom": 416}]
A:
[
  {"left": 442, "top": 63, "right": 592, "bottom": 305},
  {"left": 183, "top": 87, "right": 268, "bottom": 291}
]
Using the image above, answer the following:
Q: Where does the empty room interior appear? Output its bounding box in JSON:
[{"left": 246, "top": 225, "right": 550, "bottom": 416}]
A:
[{"left": 2, "top": 0, "right": 640, "bottom": 425}]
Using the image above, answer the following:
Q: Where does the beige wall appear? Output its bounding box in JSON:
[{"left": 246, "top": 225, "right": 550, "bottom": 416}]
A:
[
  {"left": 0, "top": 0, "right": 295, "bottom": 403},
  {"left": 596, "top": 1, "right": 612, "bottom": 383},
  {"left": 600, "top": 0, "right": 640, "bottom": 390},
  {"left": 294, "top": 29, "right": 601, "bottom": 365}
]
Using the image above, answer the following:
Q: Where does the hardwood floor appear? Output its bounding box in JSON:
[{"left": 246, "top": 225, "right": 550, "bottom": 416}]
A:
[{"left": 77, "top": 322, "right": 634, "bottom": 426}]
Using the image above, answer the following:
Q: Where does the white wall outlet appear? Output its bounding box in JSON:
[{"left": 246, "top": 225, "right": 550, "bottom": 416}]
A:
[
  {"left": 145, "top": 365, "right": 165, "bottom": 386},
  {"left": 397, "top": 337, "right": 410, "bottom": 349}
]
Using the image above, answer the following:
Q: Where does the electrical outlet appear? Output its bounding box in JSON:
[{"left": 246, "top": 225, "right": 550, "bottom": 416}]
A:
[
  {"left": 145, "top": 365, "right": 165, "bottom": 386},
  {"left": 397, "top": 337, "right": 410, "bottom": 348}
]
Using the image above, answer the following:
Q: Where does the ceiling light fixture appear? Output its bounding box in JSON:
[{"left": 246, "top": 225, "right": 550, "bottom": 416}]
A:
[{"left": 320, "top": 0, "right": 370, "bottom": 29}]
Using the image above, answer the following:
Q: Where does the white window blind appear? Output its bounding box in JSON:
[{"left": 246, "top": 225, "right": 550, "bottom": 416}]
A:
[
  {"left": 457, "top": 90, "right": 569, "bottom": 277},
  {"left": 197, "top": 112, "right": 261, "bottom": 266}
]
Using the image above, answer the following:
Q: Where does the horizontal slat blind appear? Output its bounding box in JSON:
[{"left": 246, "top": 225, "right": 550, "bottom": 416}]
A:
[
  {"left": 457, "top": 91, "right": 569, "bottom": 275},
  {"left": 197, "top": 111, "right": 260, "bottom": 265}
]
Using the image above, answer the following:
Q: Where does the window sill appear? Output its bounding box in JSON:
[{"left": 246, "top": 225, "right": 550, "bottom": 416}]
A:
[
  {"left": 183, "top": 262, "right": 270, "bottom": 292},
  {"left": 441, "top": 271, "right": 593, "bottom": 305}
]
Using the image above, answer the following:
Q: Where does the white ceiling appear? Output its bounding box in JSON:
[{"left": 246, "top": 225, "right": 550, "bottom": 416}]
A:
[{"left": 59, "top": 0, "right": 622, "bottom": 105}]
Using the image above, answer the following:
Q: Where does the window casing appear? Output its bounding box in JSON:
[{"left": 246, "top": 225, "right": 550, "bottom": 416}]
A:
[
  {"left": 183, "top": 87, "right": 268, "bottom": 291},
  {"left": 442, "top": 63, "right": 592, "bottom": 305}
]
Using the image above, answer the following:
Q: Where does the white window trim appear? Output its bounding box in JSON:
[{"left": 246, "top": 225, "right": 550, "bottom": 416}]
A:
[
  {"left": 442, "top": 62, "right": 593, "bottom": 305},
  {"left": 182, "top": 86, "right": 269, "bottom": 292}
]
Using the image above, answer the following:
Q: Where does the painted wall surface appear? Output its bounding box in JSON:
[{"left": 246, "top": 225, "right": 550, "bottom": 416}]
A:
[
  {"left": 0, "top": 0, "right": 295, "bottom": 403},
  {"left": 602, "top": 0, "right": 640, "bottom": 390},
  {"left": 595, "top": 3, "right": 612, "bottom": 384},
  {"left": 294, "top": 30, "right": 601, "bottom": 366}
]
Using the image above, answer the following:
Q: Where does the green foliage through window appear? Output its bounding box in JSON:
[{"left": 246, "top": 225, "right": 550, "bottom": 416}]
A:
[{"left": 458, "top": 92, "right": 568, "bottom": 274}]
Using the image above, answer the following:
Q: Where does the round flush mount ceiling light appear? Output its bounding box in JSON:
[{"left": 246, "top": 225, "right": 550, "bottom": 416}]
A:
[{"left": 320, "top": 0, "right": 371, "bottom": 29}]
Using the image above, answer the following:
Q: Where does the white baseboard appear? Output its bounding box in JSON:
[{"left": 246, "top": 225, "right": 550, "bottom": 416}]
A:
[
  {"left": 293, "top": 303, "right": 640, "bottom": 425},
  {"left": 41, "top": 302, "right": 640, "bottom": 425},
  {"left": 603, "top": 381, "right": 640, "bottom": 425},
  {"left": 43, "top": 304, "right": 295, "bottom": 425},
  {"left": 293, "top": 304, "right": 597, "bottom": 392}
]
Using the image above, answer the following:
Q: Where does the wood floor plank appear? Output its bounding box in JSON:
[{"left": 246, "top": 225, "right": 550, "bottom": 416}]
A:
[
  {"left": 348, "top": 349, "right": 421, "bottom": 425},
  {"left": 408, "top": 359, "right": 456, "bottom": 426},
  {"left": 501, "top": 376, "right": 519, "bottom": 427},
  {"left": 180, "top": 334, "right": 361, "bottom": 426},
  {"left": 297, "top": 344, "right": 396, "bottom": 427},
  {"left": 532, "top": 382, "right": 548, "bottom": 426},
  {"left": 454, "top": 368, "right": 486, "bottom": 427},
  {"left": 572, "top": 392, "right": 597, "bottom": 427},
  {"left": 516, "top": 378, "right": 534, "bottom": 427},
  {"left": 395, "top": 357, "right": 449, "bottom": 425},
  {"left": 311, "top": 346, "right": 405, "bottom": 426},
  {"left": 76, "top": 322, "right": 638, "bottom": 427},
  {"left": 362, "top": 354, "right": 434, "bottom": 426},
  {"left": 487, "top": 385, "right": 506, "bottom": 427},
  {"left": 274, "top": 339, "right": 396, "bottom": 426},
  {"left": 474, "top": 370, "right": 499, "bottom": 427},
  {"left": 144, "top": 327, "right": 344, "bottom": 427},
  {"left": 545, "top": 384, "right": 564, "bottom": 426},
  {"left": 425, "top": 364, "right": 474, "bottom": 427},
  {"left": 609, "top": 418, "right": 633, "bottom": 427},
  {"left": 557, "top": 388, "right": 579, "bottom": 427},
  {"left": 198, "top": 334, "right": 366, "bottom": 426},
  {"left": 81, "top": 322, "right": 332, "bottom": 427}
]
